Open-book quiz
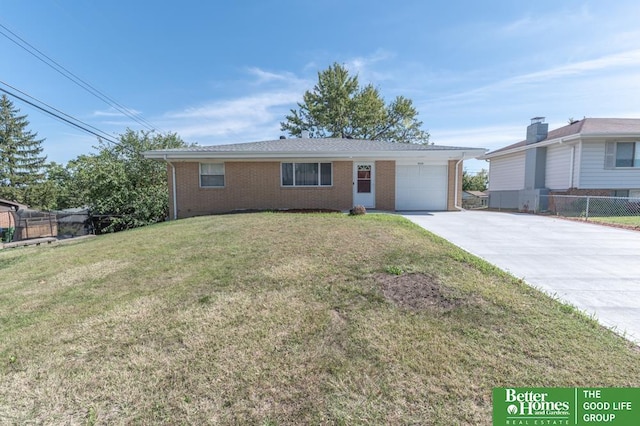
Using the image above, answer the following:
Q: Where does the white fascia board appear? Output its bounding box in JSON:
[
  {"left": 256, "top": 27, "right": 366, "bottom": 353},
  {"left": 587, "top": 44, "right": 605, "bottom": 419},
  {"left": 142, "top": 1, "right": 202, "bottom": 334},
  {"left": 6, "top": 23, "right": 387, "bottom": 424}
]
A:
[
  {"left": 479, "top": 130, "right": 640, "bottom": 161},
  {"left": 143, "top": 148, "right": 486, "bottom": 161},
  {"left": 579, "top": 133, "right": 640, "bottom": 140},
  {"left": 480, "top": 135, "right": 581, "bottom": 160}
]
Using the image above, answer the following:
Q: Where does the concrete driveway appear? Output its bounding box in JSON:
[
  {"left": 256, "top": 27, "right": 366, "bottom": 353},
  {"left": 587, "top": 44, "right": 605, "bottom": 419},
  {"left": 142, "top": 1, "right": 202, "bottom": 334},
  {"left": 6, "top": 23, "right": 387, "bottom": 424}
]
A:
[{"left": 402, "top": 211, "right": 640, "bottom": 343}]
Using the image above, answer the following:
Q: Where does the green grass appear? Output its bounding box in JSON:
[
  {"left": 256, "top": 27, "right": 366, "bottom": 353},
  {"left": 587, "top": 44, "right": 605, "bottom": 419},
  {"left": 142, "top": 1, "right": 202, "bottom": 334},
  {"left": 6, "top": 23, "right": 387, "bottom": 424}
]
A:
[
  {"left": 589, "top": 215, "right": 640, "bottom": 227},
  {"left": 1, "top": 213, "right": 638, "bottom": 424}
]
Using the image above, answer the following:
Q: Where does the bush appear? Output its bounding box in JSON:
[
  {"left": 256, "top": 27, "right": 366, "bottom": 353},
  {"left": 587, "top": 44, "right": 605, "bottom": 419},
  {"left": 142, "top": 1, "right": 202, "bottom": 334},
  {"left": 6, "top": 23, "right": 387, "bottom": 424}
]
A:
[{"left": 349, "top": 205, "right": 367, "bottom": 215}]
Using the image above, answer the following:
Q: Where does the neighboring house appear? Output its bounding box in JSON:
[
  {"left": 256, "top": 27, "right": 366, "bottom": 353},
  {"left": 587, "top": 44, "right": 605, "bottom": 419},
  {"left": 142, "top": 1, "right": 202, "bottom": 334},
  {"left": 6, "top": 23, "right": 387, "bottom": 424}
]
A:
[
  {"left": 480, "top": 117, "right": 640, "bottom": 211},
  {"left": 0, "top": 199, "right": 27, "bottom": 238},
  {"left": 143, "top": 137, "right": 486, "bottom": 219},
  {"left": 0, "top": 198, "right": 27, "bottom": 212},
  {"left": 462, "top": 190, "right": 488, "bottom": 209}
]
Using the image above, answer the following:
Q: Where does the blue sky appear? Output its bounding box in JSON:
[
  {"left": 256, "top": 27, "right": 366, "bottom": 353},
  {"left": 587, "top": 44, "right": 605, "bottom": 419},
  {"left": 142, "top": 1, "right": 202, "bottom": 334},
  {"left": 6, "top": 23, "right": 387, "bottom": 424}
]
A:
[{"left": 2, "top": 0, "right": 640, "bottom": 173}]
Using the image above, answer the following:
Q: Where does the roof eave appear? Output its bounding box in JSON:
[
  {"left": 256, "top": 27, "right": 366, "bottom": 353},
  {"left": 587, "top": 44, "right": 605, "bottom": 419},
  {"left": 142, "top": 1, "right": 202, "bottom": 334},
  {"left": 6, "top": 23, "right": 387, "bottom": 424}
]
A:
[
  {"left": 143, "top": 148, "right": 487, "bottom": 161},
  {"left": 579, "top": 132, "right": 640, "bottom": 139},
  {"left": 480, "top": 134, "right": 581, "bottom": 160},
  {"left": 481, "top": 129, "right": 640, "bottom": 160}
]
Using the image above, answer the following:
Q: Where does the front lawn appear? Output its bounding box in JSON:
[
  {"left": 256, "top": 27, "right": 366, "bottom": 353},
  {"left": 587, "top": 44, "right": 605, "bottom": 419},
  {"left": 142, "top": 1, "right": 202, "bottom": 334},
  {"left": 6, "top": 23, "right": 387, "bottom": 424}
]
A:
[
  {"left": 589, "top": 215, "right": 640, "bottom": 227},
  {"left": 1, "top": 213, "right": 638, "bottom": 424}
]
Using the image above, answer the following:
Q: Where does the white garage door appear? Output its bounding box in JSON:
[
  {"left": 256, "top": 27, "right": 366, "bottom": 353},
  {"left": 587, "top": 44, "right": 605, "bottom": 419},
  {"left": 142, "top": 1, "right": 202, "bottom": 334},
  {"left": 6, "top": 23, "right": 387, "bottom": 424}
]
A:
[{"left": 396, "top": 165, "right": 448, "bottom": 210}]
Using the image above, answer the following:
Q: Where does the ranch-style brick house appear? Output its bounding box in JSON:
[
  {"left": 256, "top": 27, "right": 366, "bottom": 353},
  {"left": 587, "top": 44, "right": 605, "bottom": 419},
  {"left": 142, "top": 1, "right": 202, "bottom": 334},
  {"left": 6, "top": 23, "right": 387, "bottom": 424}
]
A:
[{"left": 143, "top": 137, "right": 486, "bottom": 219}]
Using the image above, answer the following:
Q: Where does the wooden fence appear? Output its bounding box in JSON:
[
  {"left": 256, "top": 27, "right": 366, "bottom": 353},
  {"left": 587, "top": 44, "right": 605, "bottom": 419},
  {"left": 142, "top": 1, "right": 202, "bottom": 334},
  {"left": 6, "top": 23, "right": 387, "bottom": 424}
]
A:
[{"left": 1, "top": 210, "right": 58, "bottom": 242}]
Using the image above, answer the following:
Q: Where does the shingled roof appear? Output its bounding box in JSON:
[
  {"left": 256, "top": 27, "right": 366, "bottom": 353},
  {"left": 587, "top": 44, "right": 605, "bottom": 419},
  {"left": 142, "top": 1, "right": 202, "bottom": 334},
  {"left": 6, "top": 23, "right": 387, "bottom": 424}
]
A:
[
  {"left": 144, "top": 137, "right": 486, "bottom": 159},
  {"left": 485, "top": 118, "right": 640, "bottom": 156},
  {"left": 155, "top": 138, "right": 475, "bottom": 153}
]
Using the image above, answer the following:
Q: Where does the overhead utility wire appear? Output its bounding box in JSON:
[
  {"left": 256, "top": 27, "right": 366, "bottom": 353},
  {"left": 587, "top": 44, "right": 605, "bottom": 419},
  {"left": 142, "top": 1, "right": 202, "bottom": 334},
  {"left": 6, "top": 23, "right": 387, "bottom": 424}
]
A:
[
  {"left": 0, "top": 22, "right": 163, "bottom": 133},
  {"left": 0, "top": 86, "right": 120, "bottom": 145},
  {"left": 0, "top": 79, "right": 116, "bottom": 142}
]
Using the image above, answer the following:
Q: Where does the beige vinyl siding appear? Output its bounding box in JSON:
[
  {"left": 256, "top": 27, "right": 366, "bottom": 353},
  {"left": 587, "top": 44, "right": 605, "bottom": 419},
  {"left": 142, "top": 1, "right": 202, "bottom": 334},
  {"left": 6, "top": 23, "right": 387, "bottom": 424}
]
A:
[
  {"left": 545, "top": 143, "right": 572, "bottom": 190},
  {"left": 488, "top": 152, "right": 525, "bottom": 191},
  {"left": 579, "top": 140, "right": 640, "bottom": 189}
]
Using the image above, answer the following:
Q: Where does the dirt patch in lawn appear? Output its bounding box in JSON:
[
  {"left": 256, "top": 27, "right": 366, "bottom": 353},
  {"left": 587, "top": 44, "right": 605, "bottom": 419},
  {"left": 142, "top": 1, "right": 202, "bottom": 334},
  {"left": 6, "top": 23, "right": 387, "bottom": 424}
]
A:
[{"left": 377, "top": 273, "right": 462, "bottom": 311}]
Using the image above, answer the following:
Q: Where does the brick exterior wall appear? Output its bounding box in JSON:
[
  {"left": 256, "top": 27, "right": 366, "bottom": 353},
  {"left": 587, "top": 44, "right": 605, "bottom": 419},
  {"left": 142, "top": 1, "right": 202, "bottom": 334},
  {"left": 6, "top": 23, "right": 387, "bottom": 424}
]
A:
[
  {"left": 550, "top": 188, "right": 614, "bottom": 197},
  {"left": 447, "top": 160, "right": 462, "bottom": 210},
  {"left": 171, "top": 161, "right": 354, "bottom": 218},
  {"left": 167, "top": 159, "right": 459, "bottom": 217},
  {"left": 375, "top": 160, "right": 396, "bottom": 211}
]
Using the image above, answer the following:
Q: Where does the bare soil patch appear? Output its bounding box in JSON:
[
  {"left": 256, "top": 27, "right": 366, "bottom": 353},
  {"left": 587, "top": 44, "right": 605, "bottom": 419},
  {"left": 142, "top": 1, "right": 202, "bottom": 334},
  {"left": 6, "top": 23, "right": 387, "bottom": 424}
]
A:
[{"left": 377, "top": 272, "right": 462, "bottom": 311}]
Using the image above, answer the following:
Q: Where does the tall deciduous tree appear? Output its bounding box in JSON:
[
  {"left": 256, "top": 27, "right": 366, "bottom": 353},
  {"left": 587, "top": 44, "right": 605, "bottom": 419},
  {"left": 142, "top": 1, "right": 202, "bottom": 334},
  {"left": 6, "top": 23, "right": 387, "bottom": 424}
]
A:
[
  {"left": 0, "top": 94, "right": 47, "bottom": 204},
  {"left": 462, "top": 169, "right": 488, "bottom": 192},
  {"left": 281, "top": 63, "right": 429, "bottom": 144},
  {"left": 68, "top": 129, "right": 186, "bottom": 232}
]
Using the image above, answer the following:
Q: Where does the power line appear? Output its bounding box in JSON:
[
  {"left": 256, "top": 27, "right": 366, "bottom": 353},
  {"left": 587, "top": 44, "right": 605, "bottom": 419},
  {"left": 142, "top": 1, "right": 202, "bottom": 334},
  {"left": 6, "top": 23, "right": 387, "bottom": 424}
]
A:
[
  {"left": 0, "top": 22, "right": 164, "bottom": 133},
  {"left": 0, "top": 80, "right": 116, "bottom": 142},
  {"left": 0, "top": 85, "right": 120, "bottom": 145}
]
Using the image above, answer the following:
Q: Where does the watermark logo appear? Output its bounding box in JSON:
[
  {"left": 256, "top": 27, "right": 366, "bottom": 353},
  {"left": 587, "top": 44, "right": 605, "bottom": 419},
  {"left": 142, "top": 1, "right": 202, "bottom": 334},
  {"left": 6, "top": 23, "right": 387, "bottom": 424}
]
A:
[{"left": 493, "top": 388, "right": 640, "bottom": 425}]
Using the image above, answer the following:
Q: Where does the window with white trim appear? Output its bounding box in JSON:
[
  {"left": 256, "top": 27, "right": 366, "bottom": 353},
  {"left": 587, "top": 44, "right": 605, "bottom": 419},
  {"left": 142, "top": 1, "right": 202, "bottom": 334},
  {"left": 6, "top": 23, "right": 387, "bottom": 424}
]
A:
[
  {"left": 615, "top": 142, "right": 640, "bottom": 167},
  {"left": 281, "top": 162, "right": 332, "bottom": 186},
  {"left": 200, "top": 163, "right": 225, "bottom": 187}
]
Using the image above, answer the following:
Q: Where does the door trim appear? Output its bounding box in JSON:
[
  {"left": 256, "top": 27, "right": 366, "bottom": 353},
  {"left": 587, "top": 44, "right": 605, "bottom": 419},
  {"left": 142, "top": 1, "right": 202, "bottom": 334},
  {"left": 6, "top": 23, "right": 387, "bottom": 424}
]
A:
[{"left": 353, "top": 162, "right": 375, "bottom": 208}]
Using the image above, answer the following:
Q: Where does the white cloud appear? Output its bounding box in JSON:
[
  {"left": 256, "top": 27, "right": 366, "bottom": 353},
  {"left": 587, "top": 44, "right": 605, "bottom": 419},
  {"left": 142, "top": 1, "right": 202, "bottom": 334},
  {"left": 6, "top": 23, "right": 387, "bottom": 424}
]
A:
[
  {"left": 499, "top": 4, "right": 593, "bottom": 36},
  {"left": 432, "top": 48, "right": 640, "bottom": 108},
  {"left": 344, "top": 49, "right": 395, "bottom": 83},
  {"left": 246, "top": 67, "right": 296, "bottom": 84},
  {"left": 92, "top": 107, "right": 142, "bottom": 117},
  {"left": 155, "top": 56, "right": 403, "bottom": 144},
  {"left": 161, "top": 90, "right": 301, "bottom": 142},
  {"left": 510, "top": 49, "right": 640, "bottom": 83},
  {"left": 431, "top": 125, "right": 524, "bottom": 151}
]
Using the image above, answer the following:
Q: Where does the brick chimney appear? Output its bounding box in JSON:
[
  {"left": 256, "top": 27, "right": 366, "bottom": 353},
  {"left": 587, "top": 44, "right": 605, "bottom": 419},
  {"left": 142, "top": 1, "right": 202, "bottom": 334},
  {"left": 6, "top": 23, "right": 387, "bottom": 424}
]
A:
[{"left": 526, "top": 117, "right": 548, "bottom": 144}]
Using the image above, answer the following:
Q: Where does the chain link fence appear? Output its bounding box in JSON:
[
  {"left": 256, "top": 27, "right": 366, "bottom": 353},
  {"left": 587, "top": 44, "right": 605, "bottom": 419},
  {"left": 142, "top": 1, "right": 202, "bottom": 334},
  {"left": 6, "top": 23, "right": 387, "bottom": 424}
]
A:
[{"left": 541, "top": 194, "right": 640, "bottom": 220}]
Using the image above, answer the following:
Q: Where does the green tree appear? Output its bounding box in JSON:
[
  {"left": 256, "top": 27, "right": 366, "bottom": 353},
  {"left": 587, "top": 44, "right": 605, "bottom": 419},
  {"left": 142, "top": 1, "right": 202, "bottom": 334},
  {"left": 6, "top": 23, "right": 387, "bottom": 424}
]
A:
[
  {"left": 29, "top": 161, "right": 75, "bottom": 211},
  {"left": 281, "top": 63, "right": 429, "bottom": 143},
  {"left": 68, "top": 129, "right": 186, "bottom": 232},
  {"left": 0, "top": 94, "right": 47, "bottom": 204},
  {"left": 462, "top": 169, "right": 488, "bottom": 192}
]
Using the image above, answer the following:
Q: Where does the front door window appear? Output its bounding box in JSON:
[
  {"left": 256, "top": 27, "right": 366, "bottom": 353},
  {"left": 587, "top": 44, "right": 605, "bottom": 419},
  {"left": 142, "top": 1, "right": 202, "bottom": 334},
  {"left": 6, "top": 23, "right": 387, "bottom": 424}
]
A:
[{"left": 357, "top": 165, "right": 372, "bottom": 193}]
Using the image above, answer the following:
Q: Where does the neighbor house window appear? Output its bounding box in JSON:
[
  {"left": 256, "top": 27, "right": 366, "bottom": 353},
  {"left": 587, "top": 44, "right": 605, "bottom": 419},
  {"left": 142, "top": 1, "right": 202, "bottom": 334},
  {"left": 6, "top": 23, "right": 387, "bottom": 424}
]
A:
[
  {"left": 615, "top": 142, "right": 640, "bottom": 167},
  {"left": 200, "top": 163, "right": 225, "bottom": 187},
  {"left": 281, "top": 162, "right": 332, "bottom": 186}
]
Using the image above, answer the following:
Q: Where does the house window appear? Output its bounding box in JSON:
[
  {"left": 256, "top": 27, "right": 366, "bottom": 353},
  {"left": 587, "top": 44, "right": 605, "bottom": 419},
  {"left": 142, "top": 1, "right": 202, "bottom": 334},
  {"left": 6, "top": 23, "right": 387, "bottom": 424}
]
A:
[
  {"left": 200, "top": 163, "right": 225, "bottom": 187},
  {"left": 281, "top": 162, "right": 332, "bottom": 186},
  {"left": 615, "top": 142, "right": 640, "bottom": 167}
]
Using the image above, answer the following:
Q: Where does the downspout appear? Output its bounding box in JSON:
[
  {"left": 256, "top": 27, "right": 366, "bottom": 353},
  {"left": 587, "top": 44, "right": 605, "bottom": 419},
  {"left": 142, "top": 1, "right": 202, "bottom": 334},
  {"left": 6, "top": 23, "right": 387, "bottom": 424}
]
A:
[
  {"left": 454, "top": 154, "right": 465, "bottom": 210},
  {"left": 569, "top": 145, "right": 576, "bottom": 188},
  {"left": 164, "top": 155, "right": 178, "bottom": 220}
]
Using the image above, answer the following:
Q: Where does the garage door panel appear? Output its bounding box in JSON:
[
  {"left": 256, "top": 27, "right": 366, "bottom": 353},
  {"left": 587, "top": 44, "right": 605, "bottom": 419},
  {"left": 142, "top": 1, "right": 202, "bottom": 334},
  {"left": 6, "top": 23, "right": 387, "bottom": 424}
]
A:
[{"left": 396, "top": 165, "right": 448, "bottom": 210}]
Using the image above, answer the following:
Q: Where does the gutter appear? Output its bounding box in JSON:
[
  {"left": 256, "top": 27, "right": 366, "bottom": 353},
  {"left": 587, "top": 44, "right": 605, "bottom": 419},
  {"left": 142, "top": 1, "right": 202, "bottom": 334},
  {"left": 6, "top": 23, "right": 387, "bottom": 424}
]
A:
[
  {"left": 164, "top": 155, "right": 178, "bottom": 220},
  {"left": 480, "top": 134, "right": 581, "bottom": 160},
  {"left": 144, "top": 148, "right": 487, "bottom": 161}
]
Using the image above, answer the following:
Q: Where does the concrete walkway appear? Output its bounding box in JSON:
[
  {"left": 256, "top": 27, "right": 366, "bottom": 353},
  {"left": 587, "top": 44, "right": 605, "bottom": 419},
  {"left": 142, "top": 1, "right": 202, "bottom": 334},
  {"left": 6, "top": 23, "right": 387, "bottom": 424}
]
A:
[{"left": 402, "top": 211, "right": 640, "bottom": 343}]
